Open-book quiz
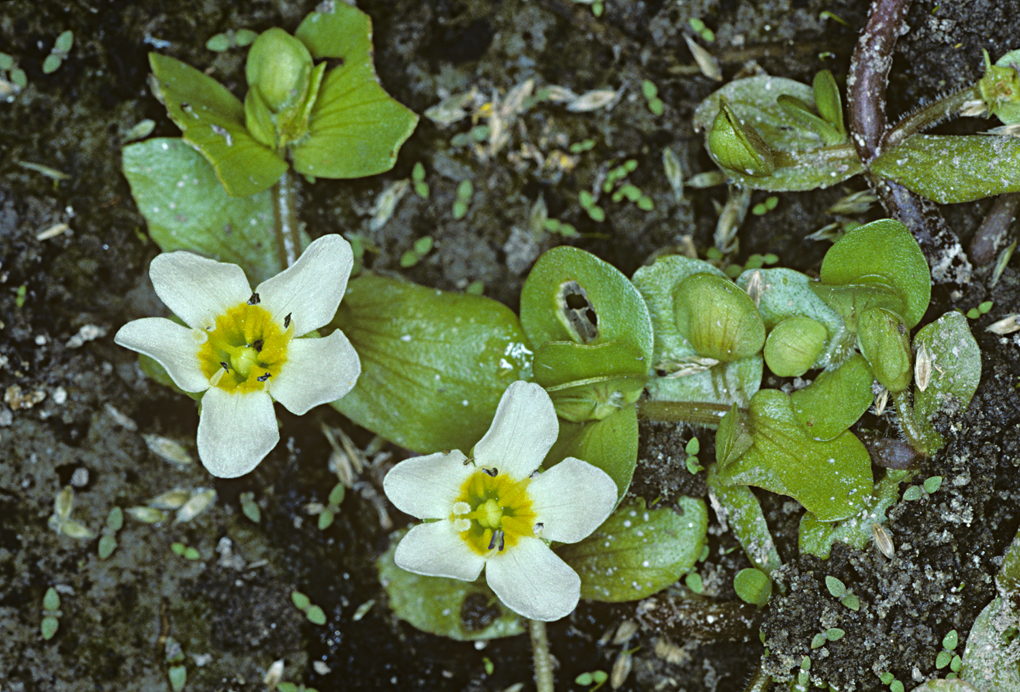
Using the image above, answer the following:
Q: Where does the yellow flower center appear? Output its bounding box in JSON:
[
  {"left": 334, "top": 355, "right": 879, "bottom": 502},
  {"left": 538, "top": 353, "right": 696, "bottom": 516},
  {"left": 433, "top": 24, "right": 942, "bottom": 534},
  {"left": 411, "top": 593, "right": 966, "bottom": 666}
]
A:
[
  {"left": 451, "top": 468, "right": 538, "bottom": 556},
  {"left": 197, "top": 300, "right": 293, "bottom": 394}
]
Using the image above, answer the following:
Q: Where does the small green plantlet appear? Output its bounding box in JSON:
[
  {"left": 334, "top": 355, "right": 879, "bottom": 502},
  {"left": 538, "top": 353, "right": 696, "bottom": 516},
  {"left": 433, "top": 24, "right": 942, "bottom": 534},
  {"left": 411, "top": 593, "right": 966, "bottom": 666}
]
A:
[
  {"left": 579, "top": 190, "right": 605, "bottom": 222},
  {"left": 924, "top": 475, "right": 944, "bottom": 494},
  {"left": 239, "top": 492, "right": 261, "bottom": 523},
  {"left": 890, "top": 680, "right": 905, "bottom": 692},
  {"left": 642, "top": 79, "right": 664, "bottom": 116},
  {"left": 41, "top": 587, "right": 61, "bottom": 640},
  {"left": 810, "top": 633, "right": 827, "bottom": 649},
  {"left": 685, "top": 436, "right": 704, "bottom": 473},
  {"left": 205, "top": 28, "right": 258, "bottom": 52},
  {"left": 541, "top": 217, "right": 578, "bottom": 238},
  {"left": 751, "top": 196, "right": 779, "bottom": 215},
  {"left": 825, "top": 575, "right": 846, "bottom": 598},
  {"left": 318, "top": 482, "right": 345, "bottom": 530},
  {"left": 685, "top": 571, "right": 704, "bottom": 593},
  {"left": 465, "top": 280, "right": 485, "bottom": 295},
  {"left": 98, "top": 506, "right": 124, "bottom": 560},
  {"left": 734, "top": 567, "right": 772, "bottom": 607},
  {"left": 411, "top": 162, "right": 429, "bottom": 198},
  {"left": 826, "top": 628, "right": 845, "bottom": 642},
  {"left": 569, "top": 138, "right": 596, "bottom": 154},
  {"left": 42, "top": 30, "right": 73, "bottom": 74},
  {"left": 452, "top": 180, "right": 473, "bottom": 220},
  {"left": 575, "top": 670, "right": 609, "bottom": 691},
  {"left": 15, "top": 284, "right": 27, "bottom": 308},
  {"left": 400, "top": 236, "right": 435, "bottom": 268},
  {"left": 291, "top": 591, "right": 327, "bottom": 625},
  {"left": 482, "top": 657, "right": 494, "bottom": 675}
]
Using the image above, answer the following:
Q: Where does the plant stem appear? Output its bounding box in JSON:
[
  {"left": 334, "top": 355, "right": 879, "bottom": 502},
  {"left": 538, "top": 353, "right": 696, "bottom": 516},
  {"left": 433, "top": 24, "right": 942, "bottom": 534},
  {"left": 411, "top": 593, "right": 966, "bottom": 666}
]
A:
[
  {"left": 742, "top": 660, "right": 773, "bottom": 692},
  {"left": 272, "top": 169, "right": 301, "bottom": 268},
  {"left": 529, "top": 619, "right": 555, "bottom": 692},
  {"left": 637, "top": 400, "right": 732, "bottom": 427},
  {"left": 883, "top": 84, "right": 982, "bottom": 151}
]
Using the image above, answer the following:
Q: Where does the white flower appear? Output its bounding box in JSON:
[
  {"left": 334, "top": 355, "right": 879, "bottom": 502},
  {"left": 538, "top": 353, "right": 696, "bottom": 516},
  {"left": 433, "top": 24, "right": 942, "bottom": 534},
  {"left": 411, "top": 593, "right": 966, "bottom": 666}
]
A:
[
  {"left": 115, "top": 235, "right": 360, "bottom": 478},
  {"left": 383, "top": 381, "right": 617, "bottom": 622}
]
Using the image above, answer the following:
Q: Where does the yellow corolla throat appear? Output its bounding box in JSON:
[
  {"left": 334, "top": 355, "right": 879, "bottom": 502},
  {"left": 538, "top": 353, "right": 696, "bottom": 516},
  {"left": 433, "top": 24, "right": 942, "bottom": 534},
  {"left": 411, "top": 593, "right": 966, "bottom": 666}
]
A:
[
  {"left": 197, "top": 297, "right": 293, "bottom": 394},
  {"left": 451, "top": 467, "right": 538, "bottom": 556}
]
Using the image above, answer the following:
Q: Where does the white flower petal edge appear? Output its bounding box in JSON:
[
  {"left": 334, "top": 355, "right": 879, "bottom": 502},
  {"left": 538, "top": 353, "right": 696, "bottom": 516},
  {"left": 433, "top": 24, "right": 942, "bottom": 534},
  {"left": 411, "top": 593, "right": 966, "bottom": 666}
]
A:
[
  {"left": 197, "top": 388, "right": 279, "bottom": 478},
  {"left": 269, "top": 330, "right": 361, "bottom": 415},
  {"left": 114, "top": 318, "right": 210, "bottom": 393},
  {"left": 486, "top": 537, "right": 581, "bottom": 622},
  {"left": 473, "top": 380, "right": 559, "bottom": 478},
  {"left": 395, "top": 520, "right": 486, "bottom": 581},
  {"left": 527, "top": 457, "right": 617, "bottom": 544},
  {"left": 149, "top": 251, "right": 251, "bottom": 329},
  {"left": 383, "top": 450, "right": 472, "bottom": 519},
  {"left": 257, "top": 235, "right": 352, "bottom": 335}
]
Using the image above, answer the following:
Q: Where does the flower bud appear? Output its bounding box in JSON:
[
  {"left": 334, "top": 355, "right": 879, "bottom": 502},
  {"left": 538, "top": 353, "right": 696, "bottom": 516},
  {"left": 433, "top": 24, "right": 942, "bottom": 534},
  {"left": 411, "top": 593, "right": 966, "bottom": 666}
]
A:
[
  {"left": 763, "top": 316, "right": 827, "bottom": 377},
  {"left": 245, "top": 28, "right": 313, "bottom": 114},
  {"left": 707, "top": 99, "right": 776, "bottom": 177},
  {"left": 857, "top": 307, "right": 912, "bottom": 393},
  {"left": 673, "top": 272, "right": 765, "bottom": 362}
]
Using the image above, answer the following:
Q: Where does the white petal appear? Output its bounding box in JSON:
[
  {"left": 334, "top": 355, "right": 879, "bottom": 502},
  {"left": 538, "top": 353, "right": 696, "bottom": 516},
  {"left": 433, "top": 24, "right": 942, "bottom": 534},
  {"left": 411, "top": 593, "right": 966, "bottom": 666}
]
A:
[
  {"left": 394, "top": 520, "right": 486, "bottom": 581},
  {"left": 485, "top": 537, "right": 580, "bottom": 621},
  {"left": 115, "top": 318, "right": 210, "bottom": 393},
  {"left": 270, "top": 331, "right": 360, "bottom": 415},
  {"left": 196, "top": 388, "right": 278, "bottom": 478},
  {"left": 383, "top": 450, "right": 473, "bottom": 519},
  {"left": 528, "top": 457, "right": 617, "bottom": 544},
  {"left": 149, "top": 251, "right": 251, "bottom": 329},
  {"left": 473, "top": 381, "right": 558, "bottom": 479},
  {"left": 256, "top": 235, "right": 353, "bottom": 336}
]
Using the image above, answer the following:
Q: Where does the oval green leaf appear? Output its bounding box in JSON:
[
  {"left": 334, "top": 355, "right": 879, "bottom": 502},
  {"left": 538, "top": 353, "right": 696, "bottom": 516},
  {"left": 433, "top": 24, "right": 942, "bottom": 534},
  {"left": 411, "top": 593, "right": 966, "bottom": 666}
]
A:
[
  {"left": 790, "top": 354, "right": 875, "bottom": 440},
  {"left": 533, "top": 339, "right": 648, "bottom": 422},
  {"left": 330, "top": 273, "right": 532, "bottom": 454},
  {"left": 557, "top": 497, "right": 707, "bottom": 602}
]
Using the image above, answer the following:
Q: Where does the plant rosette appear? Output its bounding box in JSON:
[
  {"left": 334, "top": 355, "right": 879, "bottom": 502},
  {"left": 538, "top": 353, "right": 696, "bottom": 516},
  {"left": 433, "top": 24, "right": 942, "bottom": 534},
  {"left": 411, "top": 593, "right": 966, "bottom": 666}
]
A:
[
  {"left": 115, "top": 235, "right": 360, "bottom": 477},
  {"left": 383, "top": 381, "right": 618, "bottom": 621}
]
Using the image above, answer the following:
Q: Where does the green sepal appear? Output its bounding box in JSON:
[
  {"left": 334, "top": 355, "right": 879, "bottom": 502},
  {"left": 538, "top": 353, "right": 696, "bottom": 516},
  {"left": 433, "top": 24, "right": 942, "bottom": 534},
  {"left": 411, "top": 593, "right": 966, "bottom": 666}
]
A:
[
  {"left": 244, "top": 87, "right": 277, "bottom": 149},
  {"left": 377, "top": 529, "right": 524, "bottom": 641},
  {"left": 763, "top": 316, "right": 828, "bottom": 377},
  {"left": 244, "top": 28, "right": 314, "bottom": 115},
  {"left": 715, "top": 403, "right": 753, "bottom": 469},
  {"left": 818, "top": 218, "right": 930, "bottom": 328},
  {"left": 812, "top": 69, "right": 845, "bottom": 138},
  {"left": 871, "top": 134, "right": 1020, "bottom": 204},
  {"left": 672, "top": 272, "right": 765, "bottom": 362},
  {"left": 330, "top": 273, "right": 532, "bottom": 454},
  {"left": 983, "top": 48, "right": 1020, "bottom": 124},
  {"left": 521, "top": 246, "right": 654, "bottom": 360},
  {"left": 289, "top": 5, "right": 418, "bottom": 179},
  {"left": 790, "top": 354, "right": 874, "bottom": 441},
  {"left": 714, "top": 389, "right": 873, "bottom": 521},
  {"left": 776, "top": 94, "right": 844, "bottom": 145},
  {"left": 557, "top": 497, "right": 707, "bottom": 602},
  {"left": 911, "top": 311, "right": 982, "bottom": 449},
  {"left": 546, "top": 404, "right": 638, "bottom": 501},
  {"left": 810, "top": 283, "right": 908, "bottom": 335},
  {"left": 147, "top": 53, "right": 288, "bottom": 196},
  {"left": 533, "top": 339, "right": 648, "bottom": 422},
  {"left": 707, "top": 98, "right": 776, "bottom": 177},
  {"left": 857, "top": 307, "right": 913, "bottom": 393},
  {"left": 122, "top": 138, "right": 308, "bottom": 283}
]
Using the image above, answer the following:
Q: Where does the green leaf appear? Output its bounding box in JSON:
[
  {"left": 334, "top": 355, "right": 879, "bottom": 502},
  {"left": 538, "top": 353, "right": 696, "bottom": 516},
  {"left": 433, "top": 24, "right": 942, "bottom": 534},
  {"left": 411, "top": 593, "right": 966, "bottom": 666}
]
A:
[
  {"left": 824, "top": 575, "right": 846, "bottom": 598},
  {"left": 291, "top": 591, "right": 311, "bottom": 610},
  {"left": 43, "top": 587, "right": 60, "bottom": 611},
  {"left": 706, "top": 463, "right": 782, "bottom": 574},
  {"left": 377, "top": 529, "right": 524, "bottom": 641},
  {"left": 857, "top": 307, "right": 913, "bottom": 393},
  {"left": 763, "top": 316, "right": 829, "bottom": 377},
  {"left": 42, "top": 54, "right": 62, "bottom": 74},
  {"left": 715, "top": 389, "right": 872, "bottom": 521},
  {"left": 521, "top": 246, "right": 654, "bottom": 361},
  {"left": 734, "top": 568, "right": 773, "bottom": 607},
  {"left": 106, "top": 506, "right": 124, "bottom": 532},
  {"left": 169, "top": 664, "right": 187, "bottom": 692},
  {"left": 818, "top": 218, "right": 931, "bottom": 328},
  {"left": 148, "top": 53, "right": 287, "bottom": 196},
  {"left": 913, "top": 312, "right": 982, "bottom": 443},
  {"left": 533, "top": 339, "right": 648, "bottom": 422},
  {"left": 558, "top": 497, "right": 707, "bottom": 602},
  {"left": 98, "top": 534, "right": 118, "bottom": 560},
  {"left": 790, "top": 354, "right": 875, "bottom": 441},
  {"left": 54, "top": 30, "right": 74, "bottom": 55},
  {"left": 693, "top": 75, "right": 863, "bottom": 191},
  {"left": 871, "top": 134, "right": 1020, "bottom": 204},
  {"left": 546, "top": 404, "right": 638, "bottom": 501},
  {"left": 707, "top": 98, "right": 776, "bottom": 177},
  {"left": 960, "top": 596, "right": 1020, "bottom": 690},
  {"left": 776, "top": 94, "right": 844, "bottom": 145},
  {"left": 306, "top": 605, "right": 327, "bottom": 625},
  {"left": 41, "top": 615, "right": 59, "bottom": 640},
  {"left": 289, "top": 7, "right": 418, "bottom": 179},
  {"left": 330, "top": 274, "right": 532, "bottom": 454},
  {"left": 812, "top": 70, "right": 845, "bottom": 137},
  {"left": 122, "top": 138, "right": 309, "bottom": 284},
  {"left": 672, "top": 273, "right": 765, "bottom": 362}
]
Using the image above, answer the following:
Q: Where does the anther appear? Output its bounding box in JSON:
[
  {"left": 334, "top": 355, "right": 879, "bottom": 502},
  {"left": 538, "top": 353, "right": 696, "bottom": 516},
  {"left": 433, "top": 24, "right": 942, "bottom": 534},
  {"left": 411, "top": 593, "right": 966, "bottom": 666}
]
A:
[
  {"left": 530, "top": 471, "right": 540, "bottom": 479},
  {"left": 252, "top": 339, "right": 263, "bottom": 352},
  {"left": 257, "top": 372, "right": 272, "bottom": 382},
  {"left": 284, "top": 313, "right": 292, "bottom": 329},
  {"left": 220, "top": 361, "right": 230, "bottom": 372},
  {"left": 488, "top": 529, "right": 505, "bottom": 552},
  {"left": 533, "top": 522, "right": 544, "bottom": 537},
  {"left": 482, "top": 467, "right": 499, "bottom": 477},
  {"left": 247, "top": 292, "right": 261, "bottom": 305}
]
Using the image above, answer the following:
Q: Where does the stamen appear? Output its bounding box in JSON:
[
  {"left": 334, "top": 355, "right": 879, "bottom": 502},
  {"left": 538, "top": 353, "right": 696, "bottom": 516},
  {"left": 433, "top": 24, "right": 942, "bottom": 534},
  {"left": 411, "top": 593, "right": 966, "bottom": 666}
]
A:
[
  {"left": 257, "top": 372, "right": 272, "bottom": 382},
  {"left": 488, "top": 529, "right": 505, "bottom": 552},
  {"left": 284, "top": 313, "right": 292, "bottom": 329},
  {"left": 533, "top": 522, "right": 544, "bottom": 536},
  {"left": 530, "top": 470, "right": 540, "bottom": 479},
  {"left": 453, "top": 518, "right": 471, "bottom": 532},
  {"left": 209, "top": 368, "right": 225, "bottom": 386},
  {"left": 220, "top": 361, "right": 230, "bottom": 372},
  {"left": 247, "top": 292, "right": 261, "bottom": 305},
  {"left": 252, "top": 339, "right": 264, "bottom": 352},
  {"left": 452, "top": 501, "right": 471, "bottom": 515},
  {"left": 482, "top": 467, "right": 499, "bottom": 477},
  {"left": 191, "top": 328, "right": 208, "bottom": 344}
]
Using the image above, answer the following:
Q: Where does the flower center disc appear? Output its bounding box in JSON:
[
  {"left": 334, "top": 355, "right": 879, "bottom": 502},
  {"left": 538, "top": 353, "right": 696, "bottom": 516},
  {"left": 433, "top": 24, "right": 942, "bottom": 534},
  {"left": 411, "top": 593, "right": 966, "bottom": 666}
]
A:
[
  {"left": 198, "top": 303, "right": 292, "bottom": 393},
  {"left": 452, "top": 469, "right": 537, "bottom": 555}
]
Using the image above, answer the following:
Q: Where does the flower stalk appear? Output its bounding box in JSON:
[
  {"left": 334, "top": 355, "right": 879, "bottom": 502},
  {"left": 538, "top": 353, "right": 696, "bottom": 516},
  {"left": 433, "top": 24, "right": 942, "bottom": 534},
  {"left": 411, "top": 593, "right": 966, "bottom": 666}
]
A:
[
  {"left": 637, "top": 400, "right": 732, "bottom": 427},
  {"left": 272, "top": 169, "right": 301, "bottom": 268},
  {"left": 529, "top": 619, "right": 555, "bottom": 692}
]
